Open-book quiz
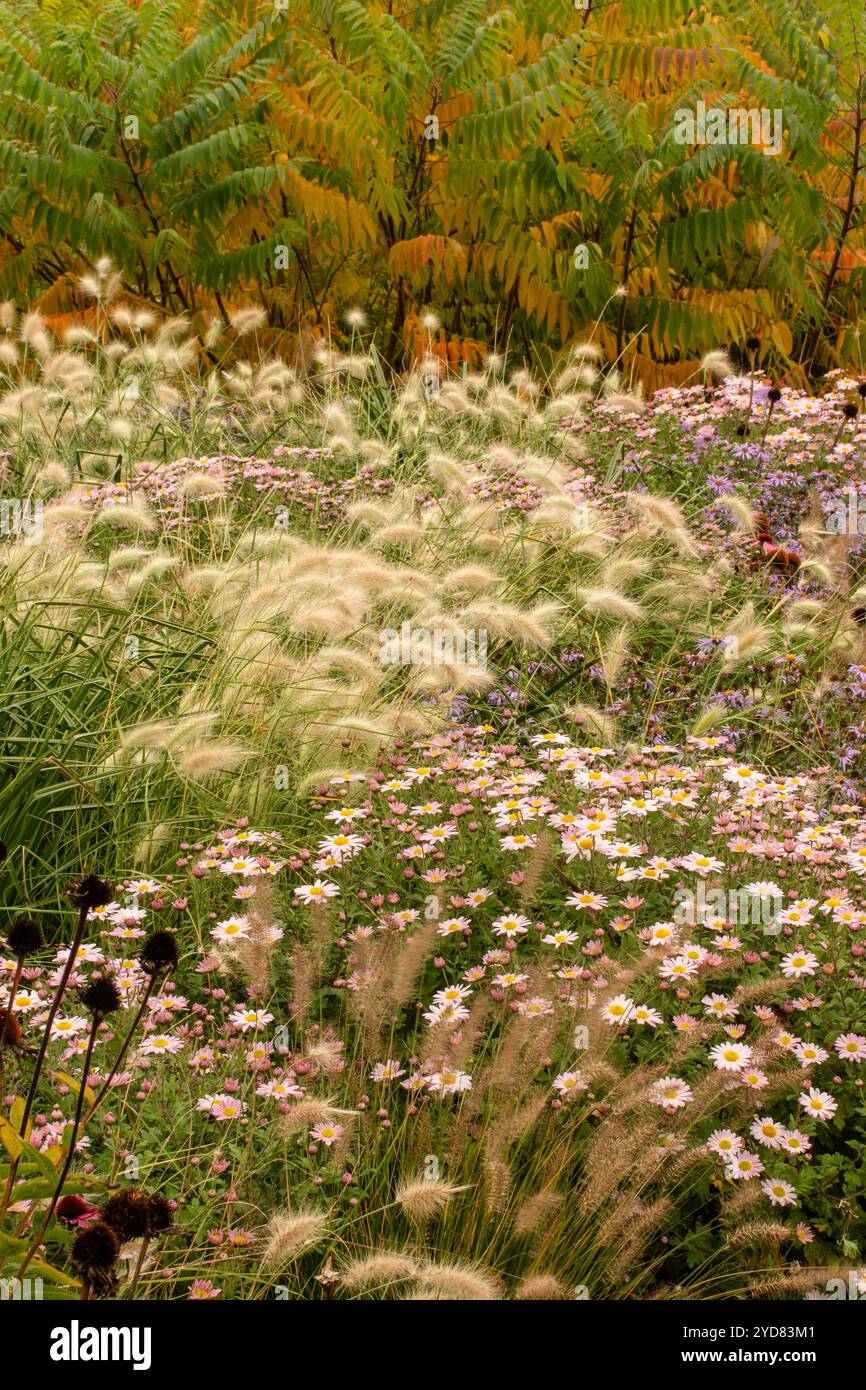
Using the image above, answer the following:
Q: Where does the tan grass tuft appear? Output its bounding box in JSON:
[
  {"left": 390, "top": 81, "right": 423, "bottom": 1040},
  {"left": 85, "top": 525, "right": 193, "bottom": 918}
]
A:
[
  {"left": 340, "top": 1252, "right": 418, "bottom": 1289},
  {"left": 416, "top": 1261, "right": 501, "bottom": 1300},
  {"left": 700, "top": 350, "right": 734, "bottom": 382},
  {"left": 725, "top": 1222, "right": 791, "bottom": 1249},
  {"left": 176, "top": 744, "right": 247, "bottom": 780},
  {"left": 395, "top": 1177, "right": 467, "bottom": 1222},
  {"left": 260, "top": 1209, "right": 328, "bottom": 1267},
  {"left": 576, "top": 586, "right": 645, "bottom": 624},
  {"left": 513, "top": 1274, "right": 568, "bottom": 1300},
  {"left": 513, "top": 1190, "right": 563, "bottom": 1236},
  {"left": 279, "top": 1096, "right": 355, "bottom": 1139}
]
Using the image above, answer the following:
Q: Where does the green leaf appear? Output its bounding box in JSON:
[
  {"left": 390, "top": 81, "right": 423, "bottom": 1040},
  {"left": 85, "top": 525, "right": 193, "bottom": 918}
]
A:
[{"left": 0, "top": 1116, "right": 23, "bottom": 1161}]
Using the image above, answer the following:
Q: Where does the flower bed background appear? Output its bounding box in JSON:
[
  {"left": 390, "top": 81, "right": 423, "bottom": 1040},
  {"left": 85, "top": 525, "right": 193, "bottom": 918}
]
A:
[{"left": 1, "top": 287, "right": 866, "bottom": 1299}]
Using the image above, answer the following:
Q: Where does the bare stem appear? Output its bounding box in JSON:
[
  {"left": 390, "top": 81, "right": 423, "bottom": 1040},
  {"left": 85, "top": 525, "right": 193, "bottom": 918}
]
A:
[
  {"left": 1, "top": 905, "right": 88, "bottom": 1217},
  {"left": 0, "top": 956, "right": 24, "bottom": 1098},
  {"left": 17, "top": 1011, "right": 100, "bottom": 1281},
  {"left": 128, "top": 1235, "right": 151, "bottom": 1297}
]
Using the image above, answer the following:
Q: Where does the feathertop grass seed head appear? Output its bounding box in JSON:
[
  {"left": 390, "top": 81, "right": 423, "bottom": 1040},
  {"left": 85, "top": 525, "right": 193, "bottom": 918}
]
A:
[
  {"left": 416, "top": 1261, "right": 501, "bottom": 1301},
  {"left": 577, "top": 586, "right": 645, "bottom": 624},
  {"left": 514, "top": 1274, "right": 569, "bottom": 1299},
  {"left": 260, "top": 1210, "right": 329, "bottom": 1266},
  {"left": 395, "top": 1177, "right": 468, "bottom": 1221},
  {"left": 715, "top": 494, "right": 757, "bottom": 532},
  {"left": 690, "top": 703, "right": 733, "bottom": 736},
  {"left": 177, "top": 744, "right": 248, "bottom": 781},
  {"left": 564, "top": 702, "right": 617, "bottom": 742},
  {"left": 700, "top": 349, "right": 735, "bottom": 381},
  {"left": 340, "top": 1253, "right": 418, "bottom": 1288},
  {"left": 179, "top": 472, "right": 225, "bottom": 500},
  {"left": 725, "top": 1221, "right": 791, "bottom": 1249},
  {"left": 278, "top": 1096, "right": 356, "bottom": 1139}
]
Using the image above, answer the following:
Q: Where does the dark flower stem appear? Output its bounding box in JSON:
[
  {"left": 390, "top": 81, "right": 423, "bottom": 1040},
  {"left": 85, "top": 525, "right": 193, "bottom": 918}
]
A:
[
  {"left": 1, "top": 904, "right": 89, "bottom": 1216},
  {"left": 8, "top": 966, "right": 170, "bottom": 1244},
  {"left": 747, "top": 351, "right": 757, "bottom": 417},
  {"left": 831, "top": 416, "right": 854, "bottom": 449},
  {"left": 17, "top": 1011, "right": 100, "bottom": 1281},
  {"left": 760, "top": 401, "right": 776, "bottom": 446},
  {"left": 0, "top": 956, "right": 24, "bottom": 1096},
  {"left": 18, "top": 903, "right": 88, "bottom": 1135},
  {"left": 83, "top": 971, "right": 163, "bottom": 1126}
]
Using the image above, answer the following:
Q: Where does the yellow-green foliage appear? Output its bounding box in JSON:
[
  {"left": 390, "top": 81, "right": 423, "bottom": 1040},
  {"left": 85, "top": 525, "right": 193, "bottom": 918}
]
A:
[{"left": 0, "top": 0, "right": 863, "bottom": 383}]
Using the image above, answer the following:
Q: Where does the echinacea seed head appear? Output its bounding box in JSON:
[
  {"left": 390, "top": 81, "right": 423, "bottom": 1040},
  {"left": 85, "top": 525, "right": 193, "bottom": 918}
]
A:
[
  {"left": 145, "top": 1194, "right": 173, "bottom": 1234},
  {"left": 138, "top": 929, "right": 179, "bottom": 975},
  {"left": 71, "top": 1222, "right": 120, "bottom": 1272},
  {"left": 67, "top": 874, "right": 114, "bottom": 911},
  {"left": 79, "top": 976, "right": 122, "bottom": 1017},
  {"left": 843, "top": 402, "right": 859, "bottom": 420},
  {"left": 101, "top": 1190, "right": 153, "bottom": 1240},
  {"left": 746, "top": 336, "right": 761, "bottom": 352},
  {"left": 7, "top": 914, "right": 43, "bottom": 958},
  {"left": 0, "top": 1008, "right": 21, "bottom": 1048}
]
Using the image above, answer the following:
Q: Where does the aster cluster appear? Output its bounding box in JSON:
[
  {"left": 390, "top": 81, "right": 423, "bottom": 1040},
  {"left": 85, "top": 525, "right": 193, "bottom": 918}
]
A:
[
  {"left": 576, "top": 369, "right": 866, "bottom": 551},
  {"left": 4, "top": 720, "right": 864, "bottom": 1298}
]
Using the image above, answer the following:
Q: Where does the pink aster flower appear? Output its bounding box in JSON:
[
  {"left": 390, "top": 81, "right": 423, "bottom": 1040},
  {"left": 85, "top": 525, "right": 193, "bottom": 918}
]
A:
[
  {"left": 140, "top": 1034, "right": 183, "bottom": 1057},
  {"left": 310, "top": 1122, "right": 344, "bottom": 1146},
  {"left": 761, "top": 1177, "right": 798, "bottom": 1207},
  {"left": 834, "top": 1032, "right": 866, "bottom": 1062},
  {"left": 189, "top": 1280, "right": 221, "bottom": 1300},
  {"left": 196, "top": 1094, "right": 247, "bottom": 1121},
  {"left": 798, "top": 1087, "right": 837, "bottom": 1121}
]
